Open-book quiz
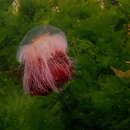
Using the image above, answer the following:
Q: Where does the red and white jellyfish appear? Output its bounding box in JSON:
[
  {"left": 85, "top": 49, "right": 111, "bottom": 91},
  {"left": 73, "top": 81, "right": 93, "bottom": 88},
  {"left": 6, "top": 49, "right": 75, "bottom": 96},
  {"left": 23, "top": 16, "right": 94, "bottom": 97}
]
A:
[{"left": 17, "top": 25, "right": 73, "bottom": 96}]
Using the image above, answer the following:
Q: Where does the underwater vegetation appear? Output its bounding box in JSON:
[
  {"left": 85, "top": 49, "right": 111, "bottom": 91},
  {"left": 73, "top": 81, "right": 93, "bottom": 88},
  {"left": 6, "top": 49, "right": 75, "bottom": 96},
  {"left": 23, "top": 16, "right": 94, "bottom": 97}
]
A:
[{"left": 0, "top": 0, "right": 130, "bottom": 130}]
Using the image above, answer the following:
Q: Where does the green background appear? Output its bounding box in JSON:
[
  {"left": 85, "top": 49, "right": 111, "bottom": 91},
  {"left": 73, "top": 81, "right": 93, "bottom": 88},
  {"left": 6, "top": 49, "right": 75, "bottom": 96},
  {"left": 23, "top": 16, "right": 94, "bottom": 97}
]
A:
[{"left": 0, "top": 0, "right": 130, "bottom": 129}]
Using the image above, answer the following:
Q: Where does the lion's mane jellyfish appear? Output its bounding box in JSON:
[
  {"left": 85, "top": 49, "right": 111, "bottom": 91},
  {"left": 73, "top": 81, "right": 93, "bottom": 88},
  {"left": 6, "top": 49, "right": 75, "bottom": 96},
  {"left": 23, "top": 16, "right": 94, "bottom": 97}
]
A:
[{"left": 17, "top": 25, "right": 73, "bottom": 96}]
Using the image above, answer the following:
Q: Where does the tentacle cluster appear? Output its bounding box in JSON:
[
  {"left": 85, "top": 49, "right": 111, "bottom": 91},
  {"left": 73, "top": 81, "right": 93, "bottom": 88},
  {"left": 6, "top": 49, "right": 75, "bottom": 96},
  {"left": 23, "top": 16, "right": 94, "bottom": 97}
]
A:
[{"left": 17, "top": 33, "right": 73, "bottom": 95}]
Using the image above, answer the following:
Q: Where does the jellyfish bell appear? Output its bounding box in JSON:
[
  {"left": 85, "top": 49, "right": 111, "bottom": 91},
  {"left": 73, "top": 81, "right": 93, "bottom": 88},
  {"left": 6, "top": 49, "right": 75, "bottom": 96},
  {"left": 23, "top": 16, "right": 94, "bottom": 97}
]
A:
[{"left": 17, "top": 25, "right": 73, "bottom": 96}]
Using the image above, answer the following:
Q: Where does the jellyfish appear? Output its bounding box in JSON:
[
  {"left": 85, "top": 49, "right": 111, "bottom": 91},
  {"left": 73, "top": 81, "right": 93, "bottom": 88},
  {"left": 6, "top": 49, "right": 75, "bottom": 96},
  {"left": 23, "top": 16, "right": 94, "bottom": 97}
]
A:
[{"left": 17, "top": 25, "right": 73, "bottom": 96}]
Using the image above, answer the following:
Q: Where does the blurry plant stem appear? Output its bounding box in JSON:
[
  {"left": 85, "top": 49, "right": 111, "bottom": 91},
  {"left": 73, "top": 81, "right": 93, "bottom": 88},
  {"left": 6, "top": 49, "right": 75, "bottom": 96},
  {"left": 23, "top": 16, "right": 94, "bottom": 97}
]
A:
[
  {"left": 125, "top": 61, "right": 130, "bottom": 64},
  {"left": 110, "top": 66, "right": 130, "bottom": 79},
  {"left": 98, "top": 0, "right": 104, "bottom": 9}
]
